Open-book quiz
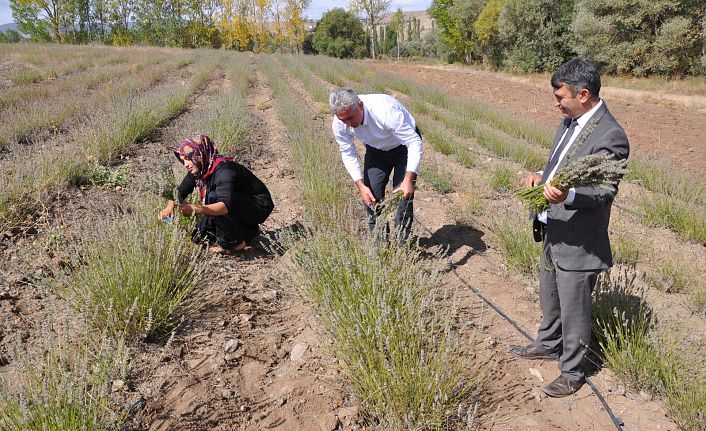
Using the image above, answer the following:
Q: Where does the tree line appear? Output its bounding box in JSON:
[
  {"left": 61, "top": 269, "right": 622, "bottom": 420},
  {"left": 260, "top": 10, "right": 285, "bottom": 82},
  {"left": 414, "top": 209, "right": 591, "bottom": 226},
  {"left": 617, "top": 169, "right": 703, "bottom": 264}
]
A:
[
  {"left": 6, "top": 0, "right": 705, "bottom": 77},
  {"left": 429, "top": 0, "right": 705, "bottom": 77},
  {"left": 8, "top": 0, "right": 312, "bottom": 52}
]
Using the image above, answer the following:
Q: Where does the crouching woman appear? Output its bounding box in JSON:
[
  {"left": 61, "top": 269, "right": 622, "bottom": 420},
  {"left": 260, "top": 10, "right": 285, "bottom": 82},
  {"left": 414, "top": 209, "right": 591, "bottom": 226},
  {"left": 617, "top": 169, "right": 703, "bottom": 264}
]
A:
[{"left": 159, "top": 134, "right": 274, "bottom": 254}]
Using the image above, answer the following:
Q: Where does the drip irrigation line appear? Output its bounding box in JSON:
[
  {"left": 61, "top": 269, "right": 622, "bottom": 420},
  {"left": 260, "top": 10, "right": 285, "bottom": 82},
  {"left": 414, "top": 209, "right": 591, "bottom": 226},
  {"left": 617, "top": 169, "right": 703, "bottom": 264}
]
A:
[{"left": 414, "top": 218, "right": 624, "bottom": 431}]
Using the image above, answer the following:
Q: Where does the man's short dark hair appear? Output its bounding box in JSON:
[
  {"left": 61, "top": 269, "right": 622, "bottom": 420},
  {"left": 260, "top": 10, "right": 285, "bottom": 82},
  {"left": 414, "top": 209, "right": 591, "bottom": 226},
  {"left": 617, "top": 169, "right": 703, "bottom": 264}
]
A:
[{"left": 551, "top": 59, "right": 601, "bottom": 100}]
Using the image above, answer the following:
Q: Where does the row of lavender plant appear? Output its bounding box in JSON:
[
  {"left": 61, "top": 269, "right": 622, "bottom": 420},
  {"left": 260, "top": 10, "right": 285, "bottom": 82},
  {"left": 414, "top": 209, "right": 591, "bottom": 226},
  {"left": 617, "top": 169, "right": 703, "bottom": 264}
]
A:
[
  {"left": 0, "top": 43, "right": 134, "bottom": 86},
  {"left": 260, "top": 54, "right": 477, "bottom": 429},
  {"left": 0, "top": 52, "right": 193, "bottom": 151},
  {"left": 0, "top": 54, "right": 219, "bottom": 231},
  {"left": 0, "top": 49, "right": 227, "bottom": 431}
]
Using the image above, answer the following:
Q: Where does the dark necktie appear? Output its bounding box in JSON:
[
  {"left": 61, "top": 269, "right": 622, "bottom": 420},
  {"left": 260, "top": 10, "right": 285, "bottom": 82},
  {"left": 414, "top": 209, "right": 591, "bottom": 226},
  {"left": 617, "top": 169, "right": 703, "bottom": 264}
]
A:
[{"left": 543, "top": 119, "right": 578, "bottom": 183}]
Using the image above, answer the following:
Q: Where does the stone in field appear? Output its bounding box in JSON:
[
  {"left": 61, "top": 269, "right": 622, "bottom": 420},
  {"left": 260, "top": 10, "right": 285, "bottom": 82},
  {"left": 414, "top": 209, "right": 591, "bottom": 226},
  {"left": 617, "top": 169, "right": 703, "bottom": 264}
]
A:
[
  {"left": 224, "top": 339, "right": 240, "bottom": 353},
  {"left": 290, "top": 343, "right": 309, "bottom": 361}
]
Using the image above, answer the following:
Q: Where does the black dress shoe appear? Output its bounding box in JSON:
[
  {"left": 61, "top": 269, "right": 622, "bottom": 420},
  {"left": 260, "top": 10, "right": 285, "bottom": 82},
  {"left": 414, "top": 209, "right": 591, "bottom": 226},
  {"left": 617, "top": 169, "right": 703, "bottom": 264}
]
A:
[
  {"left": 541, "top": 375, "right": 584, "bottom": 398},
  {"left": 509, "top": 344, "right": 559, "bottom": 360}
]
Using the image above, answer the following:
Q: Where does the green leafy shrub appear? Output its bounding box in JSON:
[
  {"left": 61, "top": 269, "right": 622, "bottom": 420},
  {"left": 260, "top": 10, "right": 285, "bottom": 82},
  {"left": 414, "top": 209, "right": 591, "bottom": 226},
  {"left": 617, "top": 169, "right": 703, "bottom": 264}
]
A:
[{"left": 88, "top": 165, "right": 129, "bottom": 188}]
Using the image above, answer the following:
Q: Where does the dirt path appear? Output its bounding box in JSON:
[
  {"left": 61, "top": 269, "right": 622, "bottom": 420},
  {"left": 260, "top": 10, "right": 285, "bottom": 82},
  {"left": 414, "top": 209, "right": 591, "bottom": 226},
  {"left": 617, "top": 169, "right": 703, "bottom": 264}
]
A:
[{"left": 364, "top": 61, "right": 706, "bottom": 176}]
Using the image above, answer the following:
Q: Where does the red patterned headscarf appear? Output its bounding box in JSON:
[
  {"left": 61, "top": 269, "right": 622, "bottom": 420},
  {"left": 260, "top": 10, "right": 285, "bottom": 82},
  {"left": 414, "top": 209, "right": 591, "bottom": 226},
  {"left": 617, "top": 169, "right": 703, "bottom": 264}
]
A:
[{"left": 173, "top": 134, "right": 232, "bottom": 203}]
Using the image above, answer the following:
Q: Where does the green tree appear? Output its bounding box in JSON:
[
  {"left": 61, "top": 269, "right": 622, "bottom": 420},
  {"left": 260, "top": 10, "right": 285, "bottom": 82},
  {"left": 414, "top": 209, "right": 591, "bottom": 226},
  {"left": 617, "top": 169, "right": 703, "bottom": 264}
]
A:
[
  {"left": 474, "top": 0, "right": 504, "bottom": 67},
  {"left": 132, "top": 0, "right": 187, "bottom": 46},
  {"left": 382, "top": 24, "right": 397, "bottom": 55},
  {"left": 428, "top": 0, "right": 484, "bottom": 63},
  {"left": 0, "top": 29, "right": 23, "bottom": 42},
  {"left": 573, "top": 0, "right": 704, "bottom": 77},
  {"left": 105, "top": 0, "right": 135, "bottom": 45},
  {"left": 499, "top": 0, "right": 575, "bottom": 73},
  {"left": 312, "top": 7, "right": 366, "bottom": 58},
  {"left": 349, "top": 0, "right": 390, "bottom": 59},
  {"left": 183, "top": 0, "right": 220, "bottom": 48},
  {"left": 388, "top": 7, "right": 403, "bottom": 58},
  {"left": 10, "top": 0, "right": 62, "bottom": 41}
]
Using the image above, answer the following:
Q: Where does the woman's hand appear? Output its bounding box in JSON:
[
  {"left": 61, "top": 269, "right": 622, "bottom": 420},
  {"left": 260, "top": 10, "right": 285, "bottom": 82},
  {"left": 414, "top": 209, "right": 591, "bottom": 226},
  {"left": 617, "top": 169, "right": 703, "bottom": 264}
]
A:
[
  {"left": 178, "top": 202, "right": 199, "bottom": 216},
  {"left": 159, "top": 200, "right": 175, "bottom": 221}
]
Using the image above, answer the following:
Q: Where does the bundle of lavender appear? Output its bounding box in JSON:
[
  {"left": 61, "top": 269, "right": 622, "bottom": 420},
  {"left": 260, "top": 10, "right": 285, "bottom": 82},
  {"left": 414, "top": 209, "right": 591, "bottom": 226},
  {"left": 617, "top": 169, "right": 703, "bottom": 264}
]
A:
[{"left": 517, "top": 152, "right": 628, "bottom": 213}]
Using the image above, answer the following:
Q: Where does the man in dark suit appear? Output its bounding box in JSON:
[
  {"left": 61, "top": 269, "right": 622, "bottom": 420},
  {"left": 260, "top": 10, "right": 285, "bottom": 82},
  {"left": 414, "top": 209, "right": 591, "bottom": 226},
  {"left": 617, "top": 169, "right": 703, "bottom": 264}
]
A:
[{"left": 510, "top": 59, "right": 629, "bottom": 397}]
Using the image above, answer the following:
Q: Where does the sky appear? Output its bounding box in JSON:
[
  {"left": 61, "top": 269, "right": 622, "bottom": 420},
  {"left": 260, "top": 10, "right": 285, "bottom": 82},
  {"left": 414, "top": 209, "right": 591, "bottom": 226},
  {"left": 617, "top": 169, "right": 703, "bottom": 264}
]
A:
[
  {"left": 0, "top": 0, "right": 432, "bottom": 26},
  {"left": 307, "top": 0, "right": 431, "bottom": 20},
  {"left": 0, "top": 0, "right": 11, "bottom": 26}
]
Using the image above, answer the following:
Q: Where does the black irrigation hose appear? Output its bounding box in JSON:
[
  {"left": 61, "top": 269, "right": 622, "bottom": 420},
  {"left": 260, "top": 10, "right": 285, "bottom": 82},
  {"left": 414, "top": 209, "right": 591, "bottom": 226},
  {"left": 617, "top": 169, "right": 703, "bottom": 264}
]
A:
[{"left": 414, "top": 219, "right": 625, "bottom": 431}]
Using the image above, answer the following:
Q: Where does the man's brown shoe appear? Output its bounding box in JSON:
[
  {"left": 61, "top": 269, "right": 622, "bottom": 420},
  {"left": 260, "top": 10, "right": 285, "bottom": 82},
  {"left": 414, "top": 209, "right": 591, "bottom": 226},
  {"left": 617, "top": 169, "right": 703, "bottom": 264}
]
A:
[
  {"left": 509, "top": 344, "right": 559, "bottom": 360},
  {"left": 541, "top": 375, "right": 584, "bottom": 398}
]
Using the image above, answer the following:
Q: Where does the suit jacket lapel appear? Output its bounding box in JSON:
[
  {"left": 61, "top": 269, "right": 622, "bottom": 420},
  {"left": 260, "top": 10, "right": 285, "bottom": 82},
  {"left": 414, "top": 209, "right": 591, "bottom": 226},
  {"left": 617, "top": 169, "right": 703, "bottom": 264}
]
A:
[{"left": 554, "top": 103, "right": 608, "bottom": 172}]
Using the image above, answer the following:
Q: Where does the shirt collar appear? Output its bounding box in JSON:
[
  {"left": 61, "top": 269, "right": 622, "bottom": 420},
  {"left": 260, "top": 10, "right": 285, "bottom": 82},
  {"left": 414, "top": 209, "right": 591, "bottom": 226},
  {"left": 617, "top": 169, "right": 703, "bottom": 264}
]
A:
[
  {"left": 575, "top": 99, "right": 603, "bottom": 128},
  {"left": 360, "top": 103, "right": 370, "bottom": 127}
]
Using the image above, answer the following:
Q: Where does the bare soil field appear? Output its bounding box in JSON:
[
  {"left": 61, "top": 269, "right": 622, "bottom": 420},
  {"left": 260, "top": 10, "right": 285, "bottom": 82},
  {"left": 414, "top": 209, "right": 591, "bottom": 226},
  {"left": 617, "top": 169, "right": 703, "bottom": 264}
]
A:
[
  {"left": 365, "top": 61, "right": 706, "bottom": 176},
  {"left": 0, "top": 48, "right": 703, "bottom": 431}
]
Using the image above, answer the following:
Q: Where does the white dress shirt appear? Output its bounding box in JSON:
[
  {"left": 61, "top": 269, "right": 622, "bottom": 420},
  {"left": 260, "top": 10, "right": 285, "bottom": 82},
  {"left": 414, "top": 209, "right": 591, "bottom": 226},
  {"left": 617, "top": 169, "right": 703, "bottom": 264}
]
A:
[
  {"left": 538, "top": 100, "right": 604, "bottom": 224},
  {"left": 332, "top": 94, "right": 423, "bottom": 182}
]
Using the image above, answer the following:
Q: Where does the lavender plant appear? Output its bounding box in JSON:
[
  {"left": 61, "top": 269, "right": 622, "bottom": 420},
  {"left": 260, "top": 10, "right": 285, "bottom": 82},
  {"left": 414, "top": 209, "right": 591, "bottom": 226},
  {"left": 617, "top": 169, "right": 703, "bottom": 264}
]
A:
[
  {"left": 517, "top": 152, "right": 628, "bottom": 213},
  {"left": 285, "top": 227, "right": 472, "bottom": 429},
  {"left": 61, "top": 197, "right": 208, "bottom": 340},
  {"left": 0, "top": 319, "right": 129, "bottom": 431}
]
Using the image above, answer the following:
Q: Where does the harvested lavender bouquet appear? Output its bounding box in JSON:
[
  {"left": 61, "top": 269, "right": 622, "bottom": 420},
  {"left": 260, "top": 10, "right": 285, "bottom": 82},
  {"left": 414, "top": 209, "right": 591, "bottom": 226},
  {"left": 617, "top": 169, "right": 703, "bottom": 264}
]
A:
[{"left": 517, "top": 152, "right": 628, "bottom": 213}]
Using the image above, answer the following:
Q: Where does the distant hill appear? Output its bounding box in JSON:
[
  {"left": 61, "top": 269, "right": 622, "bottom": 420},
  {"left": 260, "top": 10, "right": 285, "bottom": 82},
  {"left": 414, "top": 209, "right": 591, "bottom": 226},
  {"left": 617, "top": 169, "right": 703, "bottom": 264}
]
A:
[
  {"left": 375, "top": 10, "right": 434, "bottom": 37},
  {"left": 0, "top": 23, "right": 19, "bottom": 33}
]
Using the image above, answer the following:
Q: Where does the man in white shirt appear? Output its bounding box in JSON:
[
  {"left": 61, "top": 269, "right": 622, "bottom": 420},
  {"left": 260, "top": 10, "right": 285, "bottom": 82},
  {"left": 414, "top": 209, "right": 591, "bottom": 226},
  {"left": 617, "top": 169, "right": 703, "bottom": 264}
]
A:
[
  {"left": 510, "top": 59, "right": 629, "bottom": 398},
  {"left": 329, "top": 88, "right": 423, "bottom": 243}
]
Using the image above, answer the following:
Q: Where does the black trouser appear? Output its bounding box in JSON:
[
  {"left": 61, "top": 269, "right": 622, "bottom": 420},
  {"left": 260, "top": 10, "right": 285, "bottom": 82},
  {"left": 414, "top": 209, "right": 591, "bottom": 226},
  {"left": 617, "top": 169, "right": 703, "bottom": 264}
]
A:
[
  {"left": 363, "top": 144, "right": 414, "bottom": 243},
  {"left": 193, "top": 193, "right": 274, "bottom": 249}
]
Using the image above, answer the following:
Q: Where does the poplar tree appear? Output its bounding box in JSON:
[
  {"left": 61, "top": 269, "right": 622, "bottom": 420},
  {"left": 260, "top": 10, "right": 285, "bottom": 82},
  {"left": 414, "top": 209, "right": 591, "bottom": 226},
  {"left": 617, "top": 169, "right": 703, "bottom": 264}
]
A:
[
  {"left": 349, "top": 0, "right": 390, "bottom": 59},
  {"left": 285, "top": 0, "right": 311, "bottom": 53}
]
